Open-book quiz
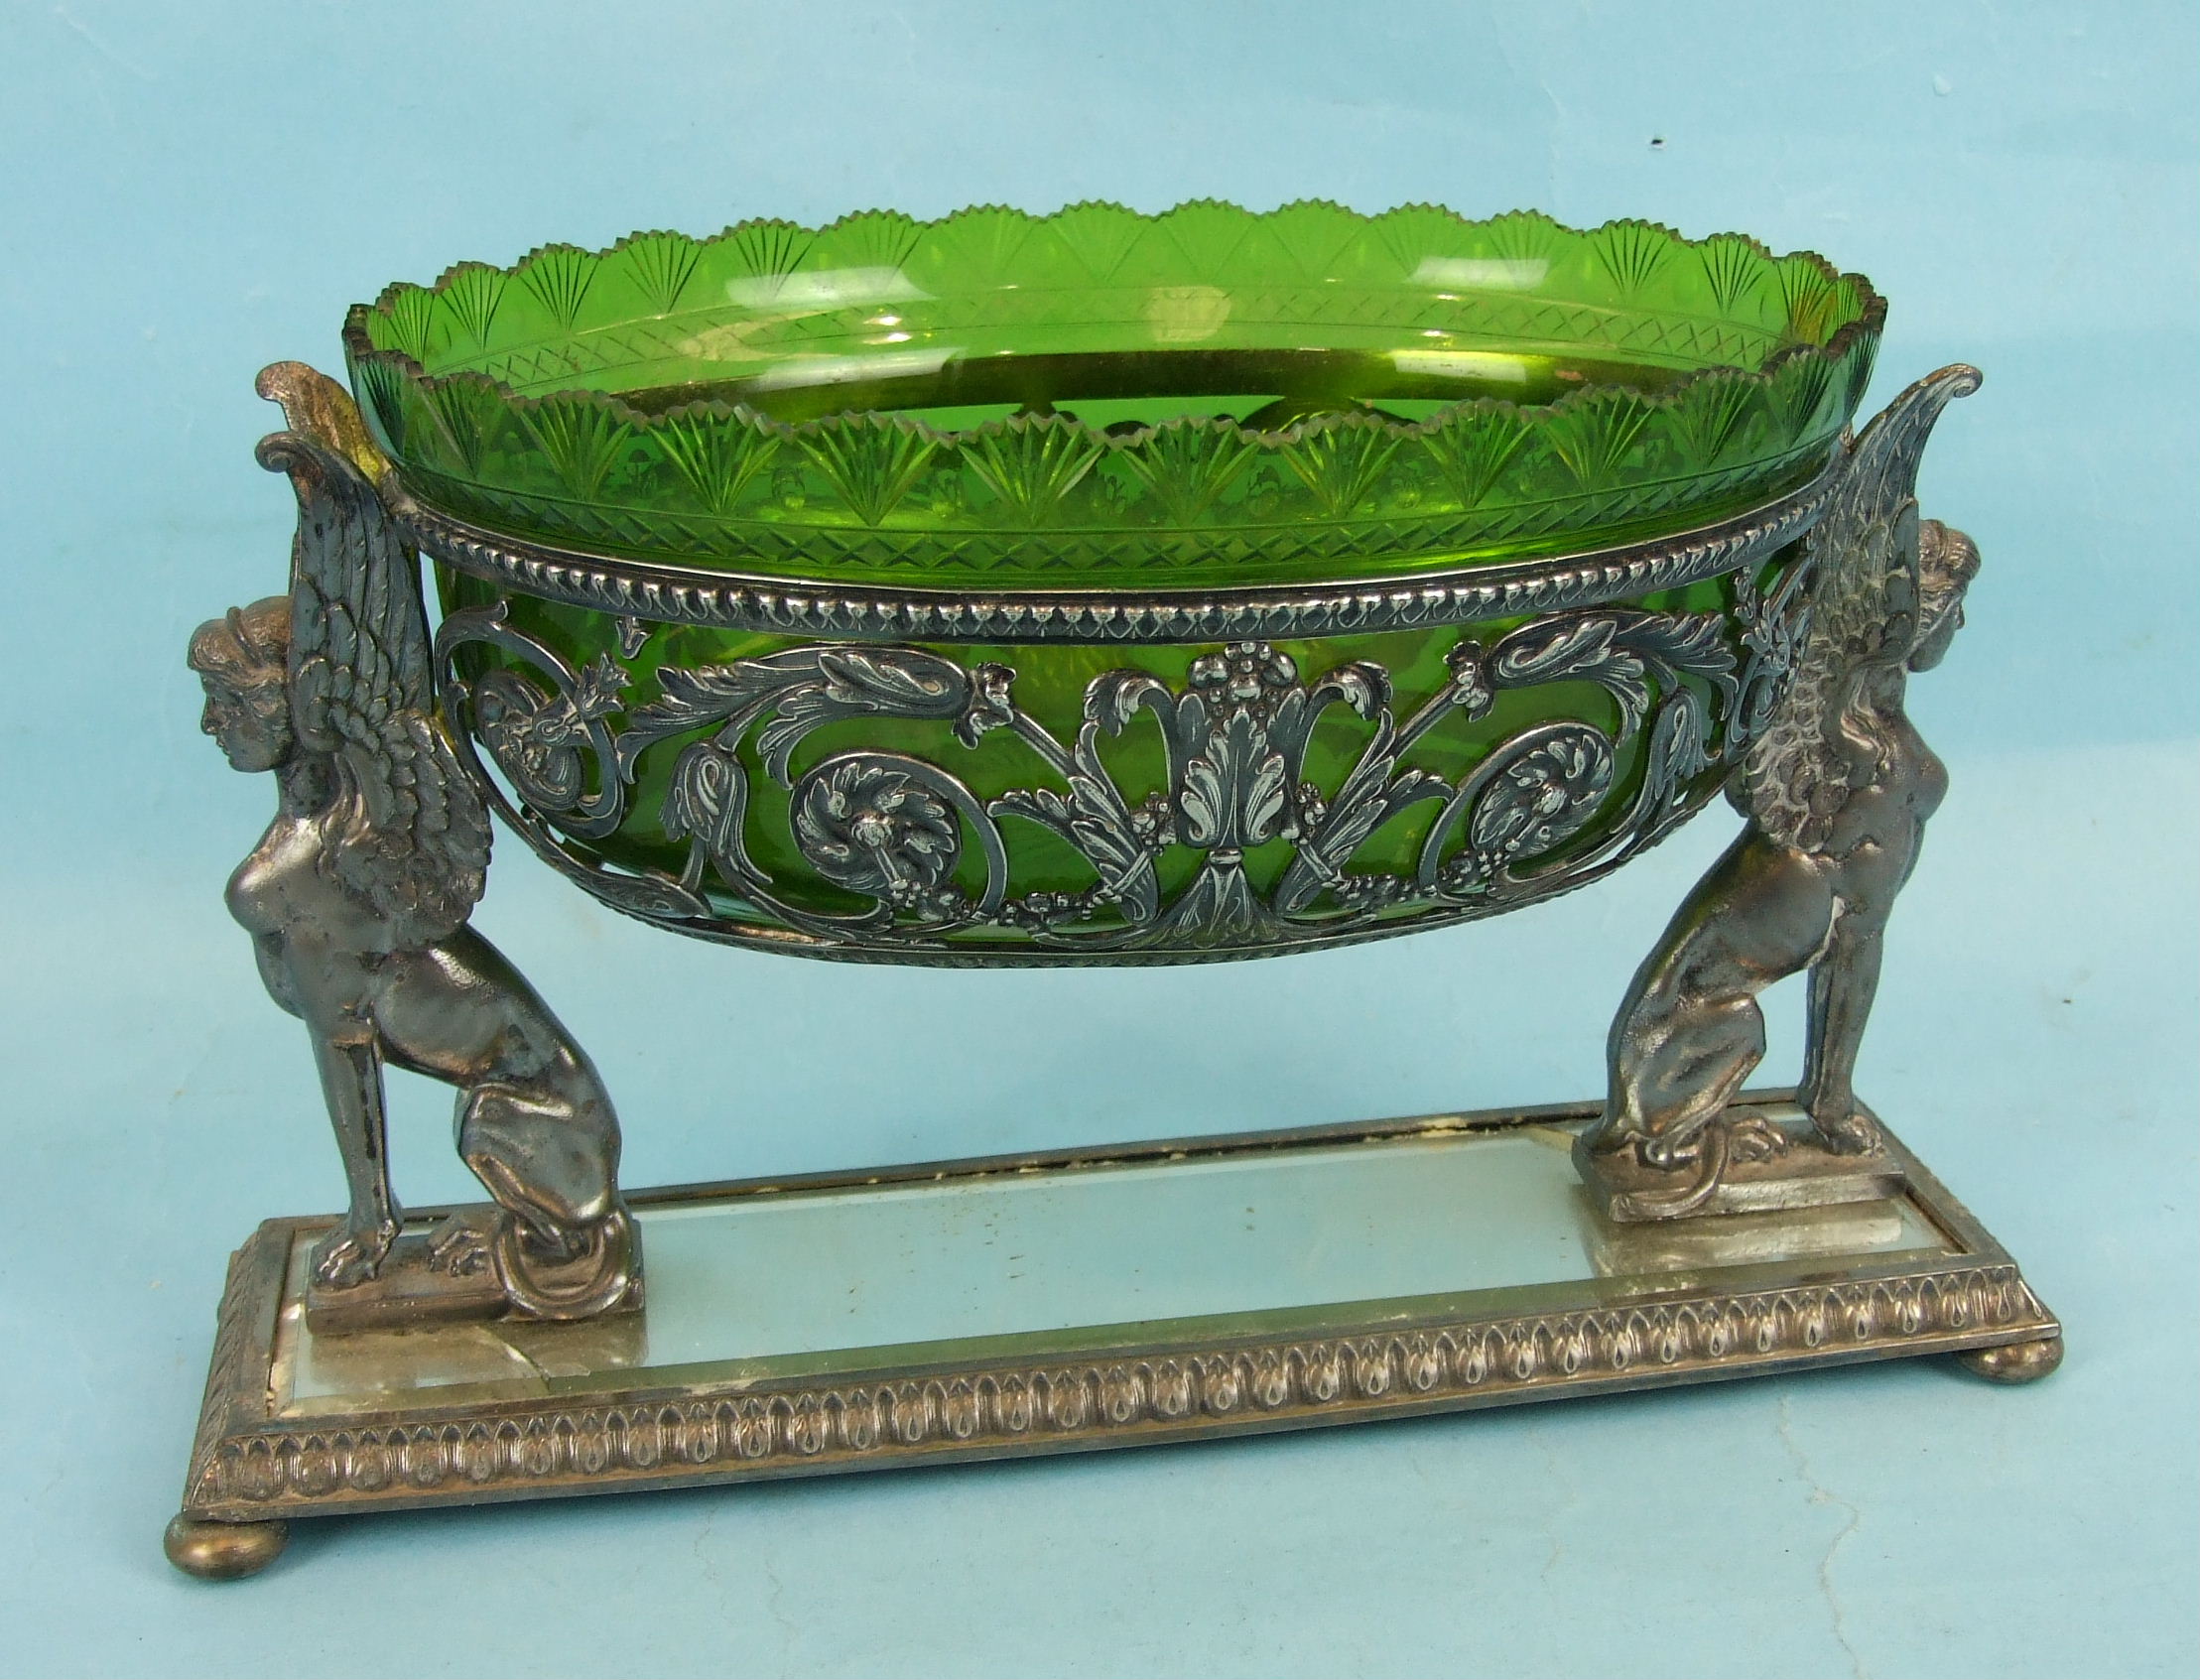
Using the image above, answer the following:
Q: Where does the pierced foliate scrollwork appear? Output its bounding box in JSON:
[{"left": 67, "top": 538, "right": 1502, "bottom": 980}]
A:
[
  {"left": 628, "top": 644, "right": 1015, "bottom": 934},
  {"left": 438, "top": 577, "right": 1776, "bottom": 963},
  {"left": 472, "top": 655, "right": 628, "bottom": 835}
]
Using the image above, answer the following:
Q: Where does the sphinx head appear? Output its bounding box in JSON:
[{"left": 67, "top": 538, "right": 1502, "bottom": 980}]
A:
[
  {"left": 1907, "top": 519, "right": 1981, "bottom": 674},
  {"left": 189, "top": 596, "right": 294, "bottom": 773}
]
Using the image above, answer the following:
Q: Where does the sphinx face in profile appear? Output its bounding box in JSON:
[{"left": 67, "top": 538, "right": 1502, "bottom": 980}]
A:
[
  {"left": 1908, "top": 521, "right": 1980, "bottom": 676},
  {"left": 190, "top": 598, "right": 293, "bottom": 774}
]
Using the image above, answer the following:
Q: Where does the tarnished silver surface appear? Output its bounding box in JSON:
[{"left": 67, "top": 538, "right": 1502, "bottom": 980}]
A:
[
  {"left": 166, "top": 1094, "right": 2061, "bottom": 1580},
  {"left": 371, "top": 374, "right": 1846, "bottom": 966},
  {"left": 1579, "top": 367, "right": 1984, "bottom": 1220},
  {"left": 172, "top": 359, "right": 2057, "bottom": 1581},
  {"left": 438, "top": 601, "right": 1771, "bottom": 963},
  {"left": 190, "top": 363, "right": 640, "bottom": 1329}
]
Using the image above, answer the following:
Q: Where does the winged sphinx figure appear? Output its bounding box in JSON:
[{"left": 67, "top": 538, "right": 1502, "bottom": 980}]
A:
[
  {"left": 188, "top": 363, "right": 636, "bottom": 1321},
  {"left": 1578, "top": 366, "right": 1983, "bottom": 1219}
]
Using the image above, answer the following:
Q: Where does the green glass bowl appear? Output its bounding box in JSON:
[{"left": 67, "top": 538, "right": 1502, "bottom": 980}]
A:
[
  {"left": 352, "top": 202, "right": 1879, "bottom": 588},
  {"left": 377, "top": 203, "right": 1871, "bottom": 964}
]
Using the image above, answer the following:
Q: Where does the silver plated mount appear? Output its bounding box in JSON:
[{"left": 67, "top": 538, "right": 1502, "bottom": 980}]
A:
[{"left": 171, "top": 357, "right": 2056, "bottom": 1580}]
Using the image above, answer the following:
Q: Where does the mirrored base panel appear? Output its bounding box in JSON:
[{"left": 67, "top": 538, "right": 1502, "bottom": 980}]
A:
[{"left": 171, "top": 1092, "right": 2059, "bottom": 1575}]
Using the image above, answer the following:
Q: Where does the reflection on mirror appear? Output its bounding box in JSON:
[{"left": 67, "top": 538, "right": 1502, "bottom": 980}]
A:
[{"left": 274, "top": 1119, "right": 1954, "bottom": 1419}]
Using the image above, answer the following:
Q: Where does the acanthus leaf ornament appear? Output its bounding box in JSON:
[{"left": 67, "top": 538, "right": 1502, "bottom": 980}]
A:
[{"left": 439, "top": 585, "right": 1767, "bottom": 963}]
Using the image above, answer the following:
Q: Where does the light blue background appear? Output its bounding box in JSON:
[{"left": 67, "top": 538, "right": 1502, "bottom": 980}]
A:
[{"left": 2, "top": 3, "right": 2194, "bottom": 1675}]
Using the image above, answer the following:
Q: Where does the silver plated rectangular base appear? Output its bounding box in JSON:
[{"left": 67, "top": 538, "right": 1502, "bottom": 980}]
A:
[{"left": 176, "top": 1092, "right": 2056, "bottom": 1538}]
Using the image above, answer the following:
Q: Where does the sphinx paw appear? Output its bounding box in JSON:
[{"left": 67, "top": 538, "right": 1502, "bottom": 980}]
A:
[
  {"left": 1813, "top": 1105, "right": 1884, "bottom": 1156},
  {"left": 309, "top": 1218, "right": 400, "bottom": 1289}
]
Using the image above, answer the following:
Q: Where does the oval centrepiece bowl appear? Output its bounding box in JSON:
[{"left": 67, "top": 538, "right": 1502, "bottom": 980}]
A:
[{"left": 351, "top": 202, "right": 1881, "bottom": 964}]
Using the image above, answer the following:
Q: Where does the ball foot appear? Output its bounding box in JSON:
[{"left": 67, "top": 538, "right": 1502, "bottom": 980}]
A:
[
  {"left": 164, "top": 1514, "right": 289, "bottom": 1580},
  {"left": 1955, "top": 1334, "right": 2064, "bottom": 1385}
]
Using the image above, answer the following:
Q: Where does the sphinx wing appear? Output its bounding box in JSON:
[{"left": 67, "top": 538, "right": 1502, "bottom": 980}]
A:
[
  {"left": 1735, "top": 366, "right": 1980, "bottom": 851},
  {"left": 259, "top": 426, "right": 490, "bottom": 944}
]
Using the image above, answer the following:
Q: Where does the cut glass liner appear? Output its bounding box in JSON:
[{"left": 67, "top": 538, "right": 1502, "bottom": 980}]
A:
[{"left": 347, "top": 202, "right": 1881, "bottom": 587}]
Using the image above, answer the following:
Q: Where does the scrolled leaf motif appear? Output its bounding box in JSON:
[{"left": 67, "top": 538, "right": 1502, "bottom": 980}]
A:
[
  {"left": 1273, "top": 713, "right": 1449, "bottom": 915},
  {"left": 1633, "top": 687, "right": 1716, "bottom": 830},
  {"left": 1492, "top": 614, "right": 1634, "bottom": 683},
  {"left": 990, "top": 717, "right": 1160, "bottom": 926},
  {"left": 531, "top": 600, "right": 1743, "bottom": 953},
  {"left": 1417, "top": 714, "right": 1623, "bottom": 895},
  {"left": 1303, "top": 660, "right": 1390, "bottom": 726},
  {"left": 814, "top": 646, "right": 965, "bottom": 711},
  {"left": 756, "top": 648, "right": 971, "bottom": 778},
  {"left": 1086, "top": 667, "right": 1173, "bottom": 736},
  {"left": 784, "top": 750, "right": 1010, "bottom": 923},
  {"left": 956, "top": 664, "right": 1017, "bottom": 747},
  {"left": 470, "top": 652, "right": 627, "bottom": 821},
  {"left": 1730, "top": 556, "right": 1812, "bottom": 752},
  {"left": 432, "top": 604, "right": 628, "bottom": 843},
  {"left": 990, "top": 786, "right": 1074, "bottom": 831},
  {"left": 567, "top": 654, "right": 631, "bottom": 722},
  {"left": 1490, "top": 609, "right": 1737, "bottom": 735},
  {"left": 613, "top": 647, "right": 1023, "bottom": 936},
  {"left": 620, "top": 645, "right": 980, "bottom": 780},
  {"left": 621, "top": 653, "right": 816, "bottom": 741},
  {"left": 1065, "top": 802, "right": 1159, "bottom": 917}
]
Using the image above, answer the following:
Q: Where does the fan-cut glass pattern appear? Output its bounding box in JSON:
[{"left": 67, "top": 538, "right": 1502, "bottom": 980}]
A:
[{"left": 349, "top": 202, "right": 1879, "bottom": 585}]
